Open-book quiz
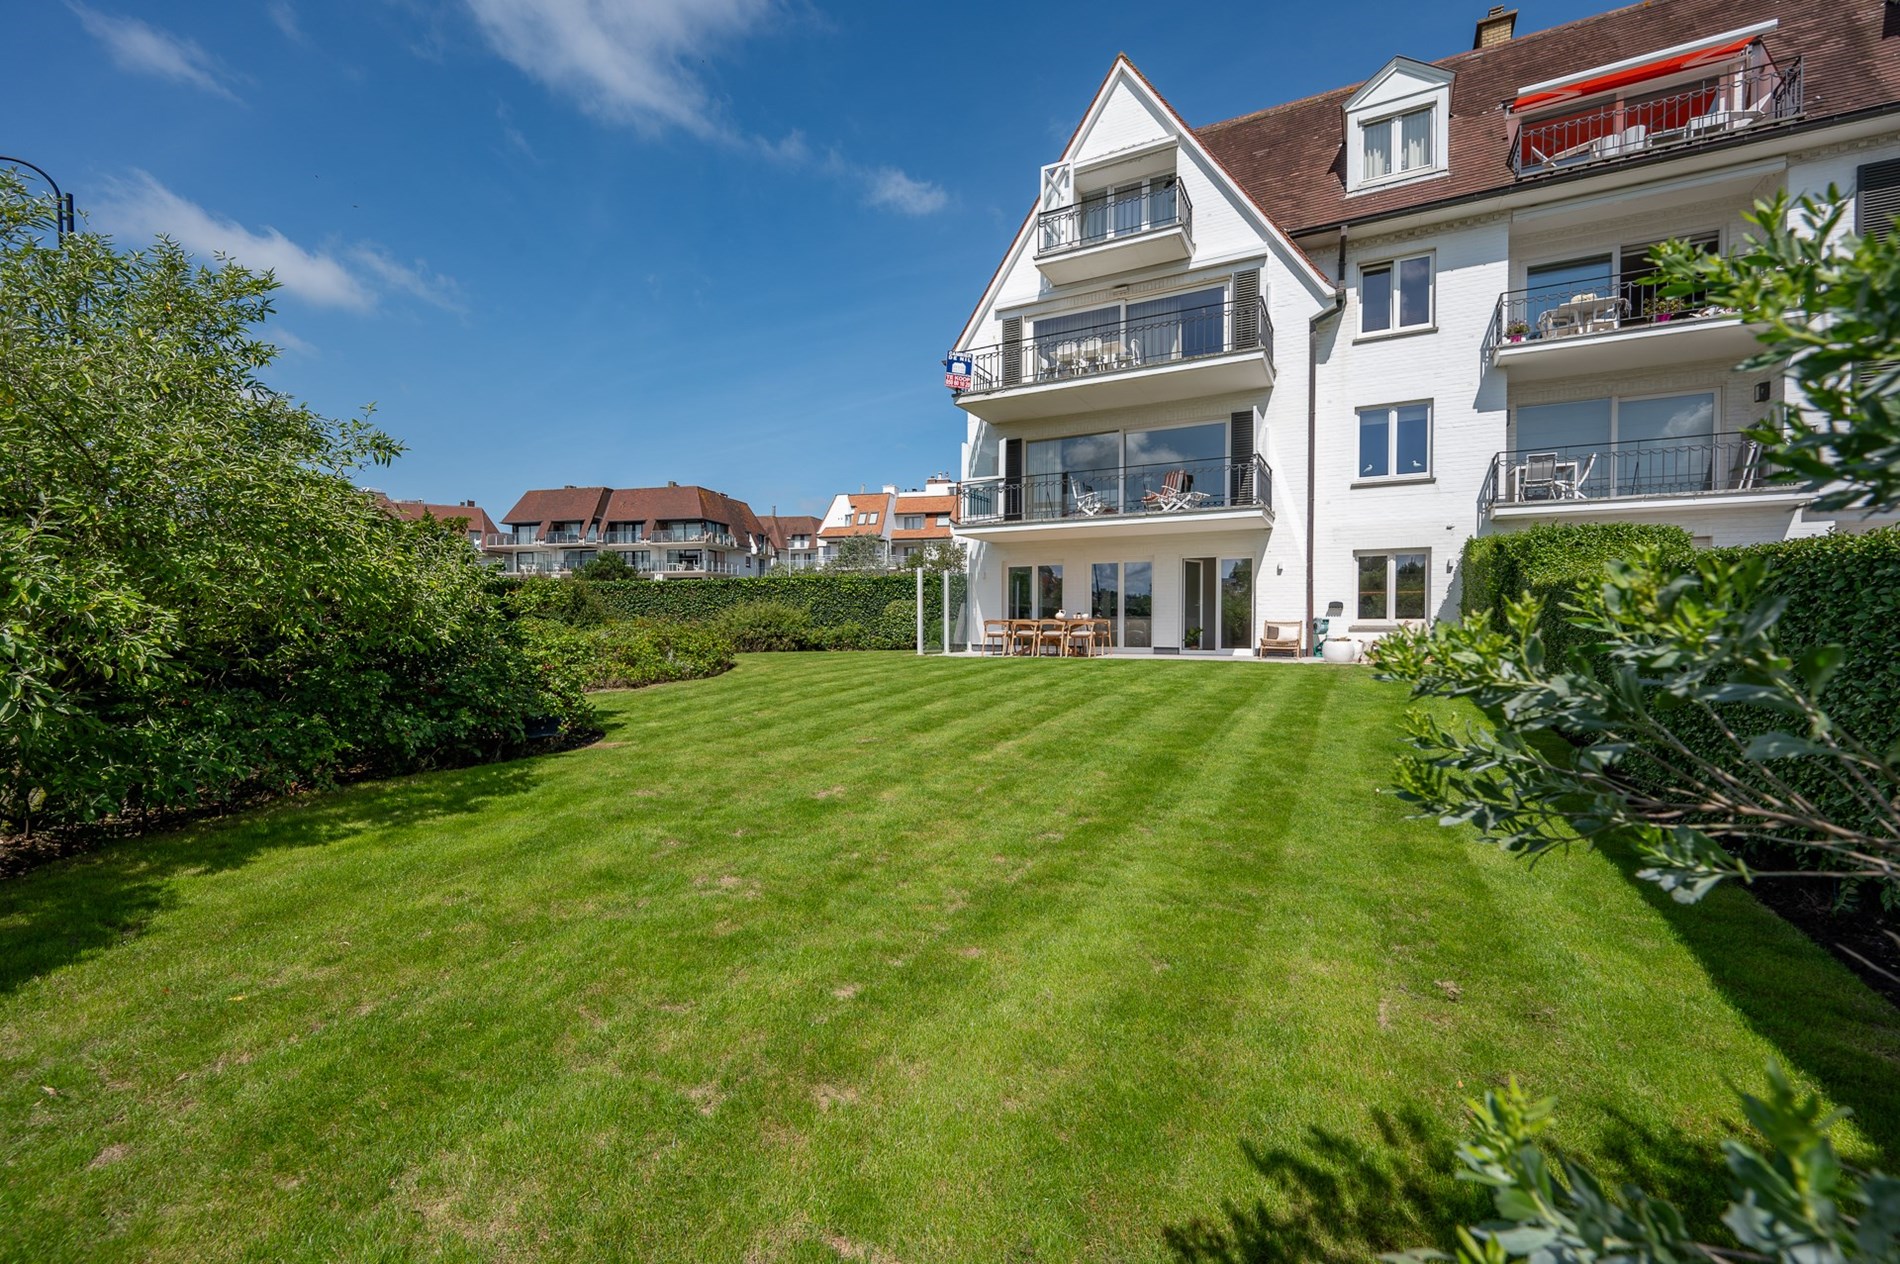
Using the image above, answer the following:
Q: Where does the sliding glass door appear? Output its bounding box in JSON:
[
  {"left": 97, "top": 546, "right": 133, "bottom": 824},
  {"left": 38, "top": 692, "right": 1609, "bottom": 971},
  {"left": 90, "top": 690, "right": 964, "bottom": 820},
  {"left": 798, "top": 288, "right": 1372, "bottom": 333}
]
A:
[
  {"left": 1090, "top": 561, "right": 1153, "bottom": 648},
  {"left": 1219, "top": 559, "right": 1253, "bottom": 652}
]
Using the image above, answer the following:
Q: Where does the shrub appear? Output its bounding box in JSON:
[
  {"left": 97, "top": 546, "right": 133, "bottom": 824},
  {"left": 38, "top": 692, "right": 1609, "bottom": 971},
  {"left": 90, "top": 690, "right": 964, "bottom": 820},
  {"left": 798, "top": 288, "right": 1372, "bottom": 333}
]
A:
[
  {"left": 505, "top": 576, "right": 612, "bottom": 627},
  {"left": 576, "top": 551, "right": 636, "bottom": 582},
  {"left": 523, "top": 619, "right": 735, "bottom": 691},
  {"left": 712, "top": 601, "right": 817, "bottom": 652},
  {"left": 1460, "top": 523, "right": 1695, "bottom": 662}
]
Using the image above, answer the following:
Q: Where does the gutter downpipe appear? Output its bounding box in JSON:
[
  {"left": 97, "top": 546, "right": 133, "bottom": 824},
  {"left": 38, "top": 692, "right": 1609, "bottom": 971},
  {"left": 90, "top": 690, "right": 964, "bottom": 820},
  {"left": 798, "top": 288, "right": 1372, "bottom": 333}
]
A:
[{"left": 1306, "top": 227, "right": 1348, "bottom": 651}]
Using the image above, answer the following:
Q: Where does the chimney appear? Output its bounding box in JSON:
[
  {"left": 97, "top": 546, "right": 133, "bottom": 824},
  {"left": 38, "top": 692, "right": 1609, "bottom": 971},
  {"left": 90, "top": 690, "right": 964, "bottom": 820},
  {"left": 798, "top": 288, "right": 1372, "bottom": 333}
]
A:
[
  {"left": 668, "top": 480, "right": 679, "bottom": 487},
  {"left": 1473, "top": 5, "right": 1516, "bottom": 48}
]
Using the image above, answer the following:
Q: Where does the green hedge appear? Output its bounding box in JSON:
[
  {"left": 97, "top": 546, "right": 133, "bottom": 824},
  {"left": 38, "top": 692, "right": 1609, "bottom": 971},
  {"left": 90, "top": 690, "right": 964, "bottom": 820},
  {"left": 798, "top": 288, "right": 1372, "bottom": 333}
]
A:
[
  {"left": 522, "top": 619, "right": 735, "bottom": 692},
  {"left": 1463, "top": 522, "right": 1900, "bottom": 845}
]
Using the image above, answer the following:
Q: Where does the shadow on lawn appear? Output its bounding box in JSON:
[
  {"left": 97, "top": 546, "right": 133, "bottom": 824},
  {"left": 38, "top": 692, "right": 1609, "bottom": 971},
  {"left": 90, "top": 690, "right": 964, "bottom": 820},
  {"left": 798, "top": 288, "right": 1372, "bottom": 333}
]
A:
[
  {"left": 1160, "top": 1103, "right": 1731, "bottom": 1262},
  {"left": 0, "top": 756, "right": 542, "bottom": 997}
]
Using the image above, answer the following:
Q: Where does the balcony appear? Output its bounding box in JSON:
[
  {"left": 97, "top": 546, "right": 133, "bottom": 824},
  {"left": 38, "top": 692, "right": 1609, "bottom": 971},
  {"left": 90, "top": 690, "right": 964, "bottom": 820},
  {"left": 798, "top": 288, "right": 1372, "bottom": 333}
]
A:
[
  {"left": 958, "top": 455, "right": 1272, "bottom": 542},
  {"left": 1481, "top": 434, "right": 1802, "bottom": 518},
  {"left": 1484, "top": 274, "right": 1761, "bottom": 381},
  {"left": 483, "top": 532, "right": 536, "bottom": 549},
  {"left": 602, "top": 529, "right": 644, "bottom": 544},
  {"left": 650, "top": 528, "right": 740, "bottom": 547},
  {"left": 656, "top": 561, "right": 745, "bottom": 577},
  {"left": 1511, "top": 54, "right": 1802, "bottom": 180},
  {"left": 953, "top": 297, "right": 1273, "bottom": 423},
  {"left": 542, "top": 529, "right": 585, "bottom": 545},
  {"left": 1034, "top": 183, "right": 1193, "bottom": 285}
]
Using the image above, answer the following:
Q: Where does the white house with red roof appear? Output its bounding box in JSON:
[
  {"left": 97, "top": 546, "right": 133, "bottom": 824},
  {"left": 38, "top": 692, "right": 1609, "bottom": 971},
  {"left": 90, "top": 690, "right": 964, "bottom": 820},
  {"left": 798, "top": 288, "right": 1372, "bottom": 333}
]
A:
[{"left": 946, "top": 0, "right": 1900, "bottom": 655}]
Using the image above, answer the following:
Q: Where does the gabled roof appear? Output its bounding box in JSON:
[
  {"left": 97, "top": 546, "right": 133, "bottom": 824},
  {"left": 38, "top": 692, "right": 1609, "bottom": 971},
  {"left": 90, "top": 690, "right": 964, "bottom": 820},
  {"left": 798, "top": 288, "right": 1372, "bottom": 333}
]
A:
[
  {"left": 376, "top": 496, "right": 498, "bottom": 536},
  {"left": 821, "top": 493, "right": 894, "bottom": 538},
  {"left": 602, "top": 485, "right": 766, "bottom": 540},
  {"left": 757, "top": 514, "right": 823, "bottom": 551},
  {"left": 501, "top": 487, "right": 612, "bottom": 530},
  {"left": 1196, "top": 0, "right": 1900, "bottom": 237}
]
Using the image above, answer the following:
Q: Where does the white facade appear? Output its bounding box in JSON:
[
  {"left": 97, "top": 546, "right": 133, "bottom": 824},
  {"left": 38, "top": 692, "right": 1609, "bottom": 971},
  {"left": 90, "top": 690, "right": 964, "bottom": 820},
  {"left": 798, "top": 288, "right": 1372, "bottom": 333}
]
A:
[{"left": 948, "top": 43, "right": 1900, "bottom": 657}]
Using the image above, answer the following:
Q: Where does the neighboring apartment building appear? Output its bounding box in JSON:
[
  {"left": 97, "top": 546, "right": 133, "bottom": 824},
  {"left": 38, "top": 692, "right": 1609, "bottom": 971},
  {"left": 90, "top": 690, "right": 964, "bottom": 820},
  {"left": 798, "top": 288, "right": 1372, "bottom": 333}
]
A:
[
  {"left": 491, "top": 483, "right": 773, "bottom": 577},
  {"left": 758, "top": 514, "right": 825, "bottom": 571},
  {"left": 817, "top": 477, "right": 962, "bottom": 566},
  {"left": 946, "top": 0, "right": 1900, "bottom": 654},
  {"left": 374, "top": 495, "right": 500, "bottom": 550}
]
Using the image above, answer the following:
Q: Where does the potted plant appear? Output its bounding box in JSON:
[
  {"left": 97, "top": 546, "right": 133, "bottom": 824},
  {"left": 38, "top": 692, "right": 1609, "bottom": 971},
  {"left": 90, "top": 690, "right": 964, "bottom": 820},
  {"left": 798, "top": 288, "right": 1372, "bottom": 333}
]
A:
[
  {"left": 1321, "top": 636, "right": 1361, "bottom": 665},
  {"left": 1184, "top": 626, "right": 1203, "bottom": 651},
  {"left": 1505, "top": 320, "right": 1529, "bottom": 343},
  {"left": 1647, "top": 294, "right": 1689, "bottom": 323}
]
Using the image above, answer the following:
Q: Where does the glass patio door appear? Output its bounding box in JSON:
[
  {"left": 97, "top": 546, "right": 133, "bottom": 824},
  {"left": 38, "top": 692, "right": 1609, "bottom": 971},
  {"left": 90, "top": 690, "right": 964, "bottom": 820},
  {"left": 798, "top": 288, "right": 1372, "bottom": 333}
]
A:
[
  {"left": 1091, "top": 561, "right": 1153, "bottom": 649},
  {"left": 1218, "top": 558, "right": 1253, "bottom": 652}
]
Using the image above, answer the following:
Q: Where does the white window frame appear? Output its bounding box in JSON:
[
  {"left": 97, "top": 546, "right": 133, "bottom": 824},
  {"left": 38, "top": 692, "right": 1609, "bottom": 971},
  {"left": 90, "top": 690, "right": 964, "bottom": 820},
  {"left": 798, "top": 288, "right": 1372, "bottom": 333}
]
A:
[
  {"left": 1354, "top": 401, "right": 1434, "bottom": 483},
  {"left": 1353, "top": 549, "right": 1432, "bottom": 623},
  {"left": 1027, "top": 280, "right": 1233, "bottom": 349},
  {"left": 1508, "top": 387, "right": 1725, "bottom": 449},
  {"left": 1359, "top": 252, "right": 1435, "bottom": 337},
  {"left": 1358, "top": 106, "right": 1437, "bottom": 186},
  {"left": 1074, "top": 174, "right": 1182, "bottom": 242}
]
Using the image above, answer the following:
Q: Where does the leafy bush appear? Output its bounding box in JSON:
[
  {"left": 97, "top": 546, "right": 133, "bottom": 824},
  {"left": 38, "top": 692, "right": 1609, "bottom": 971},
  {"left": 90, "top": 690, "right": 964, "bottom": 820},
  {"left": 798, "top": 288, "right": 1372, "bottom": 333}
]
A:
[
  {"left": 712, "top": 601, "right": 818, "bottom": 652},
  {"left": 522, "top": 619, "right": 734, "bottom": 690},
  {"left": 576, "top": 551, "right": 637, "bottom": 582},
  {"left": 505, "top": 575, "right": 612, "bottom": 627},
  {"left": 0, "top": 176, "right": 587, "bottom": 834},
  {"left": 1460, "top": 523, "right": 1695, "bottom": 661},
  {"left": 573, "top": 573, "right": 937, "bottom": 630}
]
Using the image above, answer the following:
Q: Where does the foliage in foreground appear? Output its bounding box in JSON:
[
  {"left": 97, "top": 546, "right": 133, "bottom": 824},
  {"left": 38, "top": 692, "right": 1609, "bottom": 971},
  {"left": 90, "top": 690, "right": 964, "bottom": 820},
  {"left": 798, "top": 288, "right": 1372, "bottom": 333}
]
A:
[
  {"left": 1374, "top": 190, "right": 1900, "bottom": 1260},
  {"left": 0, "top": 177, "right": 586, "bottom": 834}
]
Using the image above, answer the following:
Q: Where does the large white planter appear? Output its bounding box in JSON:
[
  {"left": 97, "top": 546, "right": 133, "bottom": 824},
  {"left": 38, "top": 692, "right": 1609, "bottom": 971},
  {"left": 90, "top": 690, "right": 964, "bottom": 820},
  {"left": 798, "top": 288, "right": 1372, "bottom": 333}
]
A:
[{"left": 1321, "top": 639, "right": 1360, "bottom": 665}]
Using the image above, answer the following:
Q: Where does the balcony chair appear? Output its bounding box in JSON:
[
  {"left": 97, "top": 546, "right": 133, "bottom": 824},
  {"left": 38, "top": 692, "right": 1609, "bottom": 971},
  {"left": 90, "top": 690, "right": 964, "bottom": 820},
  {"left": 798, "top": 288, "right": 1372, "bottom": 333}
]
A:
[
  {"left": 1071, "top": 482, "right": 1110, "bottom": 517},
  {"left": 1519, "top": 452, "right": 1560, "bottom": 501},
  {"left": 981, "top": 619, "right": 1010, "bottom": 656},
  {"left": 1730, "top": 438, "right": 1765, "bottom": 491},
  {"left": 1036, "top": 619, "right": 1068, "bottom": 656},
  {"left": 1258, "top": 619, "right": 1304, "bottom": 658},
  {"left": 1141, "top": 469, "right": 1210, "bottom": 513},
  {"left": 1555, "top": 452, "right": 1597, "bottom": 500}
]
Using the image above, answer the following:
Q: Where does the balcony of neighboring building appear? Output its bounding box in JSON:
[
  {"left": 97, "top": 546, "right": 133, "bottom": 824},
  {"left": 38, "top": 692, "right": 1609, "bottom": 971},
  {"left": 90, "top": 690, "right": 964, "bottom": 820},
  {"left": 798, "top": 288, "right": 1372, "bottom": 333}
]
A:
[
  {"left": 1508, "top": 33, "right": 1802, "bottom": 181},
  {"left": 958, "top": 455, "right": 1272, "bottom": 543},
  {"left": 1484, "top": 264, "right": 1761, "bottom": 381},
  {"left": 952, "top": 288, "right": 1273, "bottom": 424},
  {"left": 649, "top": 523, "right": 743, "bottom": 549},
  {"left": 1034, "top": 179, "right": 1193, "bottom": 286},
  {"left": 1481, "top": 432, "right": 1809, "bottom": 523}
]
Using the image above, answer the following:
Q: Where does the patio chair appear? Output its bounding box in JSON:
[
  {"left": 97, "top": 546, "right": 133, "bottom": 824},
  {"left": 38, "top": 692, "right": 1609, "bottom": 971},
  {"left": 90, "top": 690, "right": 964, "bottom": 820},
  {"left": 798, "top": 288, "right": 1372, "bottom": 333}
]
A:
[
  {"left": 1072, "top": 482, "right": 1109, "bottom": 516},
  {"left": 1092, "top": 619, "right": 1113, "bottom": 654},
  {"left": 1064, "top": 620, "right": 1097, "bottom": 657},
  {"left": 1258, "top": 619, "right": 1303, "bottom": 658},
  {"left": 980, "top": 619, "right": 1010, "bottom": 657},
  {"left": 1141, "top": 469, "right": 1210, "bottom": 513},
  {"left": 1554, "top": 451, "right": 1597, "bottom": 500},
  {"left": 1519, "top": 452, "right": 1560, "bottom": 501},
  {"left": 1036, "top": 619, "right": 1067, "bottom": 656},
  {"left": 1007, "top": 620, "right": 1039, "bottom": 656},
  {"left": 1731, "top": 438, "right": 1764, "bottom": 490}
]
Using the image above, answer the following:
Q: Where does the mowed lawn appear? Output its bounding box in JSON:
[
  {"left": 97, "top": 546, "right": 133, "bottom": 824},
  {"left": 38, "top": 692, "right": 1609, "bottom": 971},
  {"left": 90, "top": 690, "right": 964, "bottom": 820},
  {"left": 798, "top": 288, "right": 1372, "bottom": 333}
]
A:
[{"left": 3, "top": 656, "right": 1898, "bottom": 1262}]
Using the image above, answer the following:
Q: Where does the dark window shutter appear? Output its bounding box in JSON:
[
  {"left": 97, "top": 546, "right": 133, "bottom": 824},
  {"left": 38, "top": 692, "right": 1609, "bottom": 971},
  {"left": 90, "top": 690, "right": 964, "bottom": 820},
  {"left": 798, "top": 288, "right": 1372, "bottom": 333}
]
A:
[
  {"left": 1002, "top": 316, "right": 1023, "bottom": 386},
  {"left": 1003, "top": 437, "right": 1024, "bottom": 521},
  {"left": 1858, "top": 159, "right": 1900, "bottom": 243},
  {"left": 1233, "top": 268, "right": 1261, "bottom": 350},
  {"left": 1230, "top": 410, "right": 1256, "bottom": 504}
]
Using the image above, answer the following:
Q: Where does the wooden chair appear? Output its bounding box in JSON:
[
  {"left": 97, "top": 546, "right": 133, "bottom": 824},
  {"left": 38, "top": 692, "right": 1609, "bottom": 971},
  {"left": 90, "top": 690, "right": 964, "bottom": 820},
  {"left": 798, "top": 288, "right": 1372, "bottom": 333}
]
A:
[
  {"left": 1036, "top": 619, "right": 1067, "bottom": 656},
  {"left": 1064, "top": 620, "right": 1097, "bottom": 657},
  {"left": 980, "top": 619, "right": 1010, "bottom": 656},
  {"left": 1092, "top": 619, "right": 1113, "bottom": 655},
  {"left": 1007, "top": 620, "right": 1039, "bottom": 656},
  {"left": 1142, "top": 469, "right": 1209, "bottom": 513},
  {"left": 1258, "top": 619, "right": 1304, "bottom": 658}
]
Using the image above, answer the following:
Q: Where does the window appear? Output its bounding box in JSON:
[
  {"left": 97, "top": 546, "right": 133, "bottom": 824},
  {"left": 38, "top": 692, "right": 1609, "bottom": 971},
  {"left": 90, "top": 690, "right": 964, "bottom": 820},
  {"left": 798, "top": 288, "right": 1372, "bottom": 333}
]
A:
[
  {"left": 936, "top": 515, "right": 951, "bottom": 527},
  {"left": 899, "top": 515, "right": 925, "bottom": 531},
  {"left": 1514, "top": 391, "right": 1717, "bottom": 498},
  {"left": 1030, "top": 283, "right": 1227, "bottom": 380},
  {"left": 1361, "top": 254, "right": 1432, "bottom": 334},
  {"left": 1357, "top": 552, "right": 1428, "bottom": 621},
  {"left": 1361, "top": 107, "right": 1434, "bottom": 183},
  {"left": 1357, "top": 403, "right": 1431, "bottom": 479}
]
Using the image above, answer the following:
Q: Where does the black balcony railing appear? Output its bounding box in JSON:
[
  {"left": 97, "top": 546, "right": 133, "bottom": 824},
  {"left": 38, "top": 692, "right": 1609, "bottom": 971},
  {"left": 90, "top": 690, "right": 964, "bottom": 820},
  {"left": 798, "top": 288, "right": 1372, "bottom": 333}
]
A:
[
  {"left": 1511, "top": 54, "right": 1802, "bottom": 178},
  {"left": 1036, "top": 182, "right": 1193, "bottom": 256},
  {"left": 1484, "top": 271, "right": 1738, "bottom": 353},
  {"left": 960, "top": 454, "right": 1272, "bottom": 526},
  {"left": 956, "top": 296, "right": 1272, "bottom": 396},
  {"left": 1481, "top": 435, "right": 1790, "bottom": 512}
]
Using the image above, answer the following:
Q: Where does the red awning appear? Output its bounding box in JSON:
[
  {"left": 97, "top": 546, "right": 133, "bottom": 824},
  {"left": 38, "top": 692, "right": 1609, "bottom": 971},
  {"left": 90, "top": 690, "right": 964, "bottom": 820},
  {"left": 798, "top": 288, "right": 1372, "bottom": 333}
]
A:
[{"left": 1513, "top": 36, "right": 1756, "bottom": 111}]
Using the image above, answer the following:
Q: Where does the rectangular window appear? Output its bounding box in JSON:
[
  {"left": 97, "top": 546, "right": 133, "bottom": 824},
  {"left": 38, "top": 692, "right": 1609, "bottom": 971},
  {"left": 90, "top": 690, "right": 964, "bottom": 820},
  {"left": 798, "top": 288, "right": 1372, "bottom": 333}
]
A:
[
  {"left": 1513, "top": 391, "right": 1715, "bottom": 498},
  {"left": 1038, "top": 564, "right": 1063, "bottom": 617},
  {"left": 899, "top": 515, "right": 924, "bottom": 531},
  {"left": 1360, "top": 254, "right": 1431, "bottom": 334},
  {"left": 1357, "top": 403, "right": 1431, "bottom": 479},
  {"left": 1358, "top": 552, "right": 1428, "bottom": 621},
  {"left": 1362, "top": 107, "right": 1434, "bottom": 183}
]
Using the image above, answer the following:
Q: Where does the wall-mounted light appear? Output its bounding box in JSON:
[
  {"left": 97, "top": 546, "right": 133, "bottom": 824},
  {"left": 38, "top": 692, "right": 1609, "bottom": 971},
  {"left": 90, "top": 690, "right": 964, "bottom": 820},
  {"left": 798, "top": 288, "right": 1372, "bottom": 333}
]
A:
[{"left": 1755, "top": 382, "right": 1772, "bottom": 403}]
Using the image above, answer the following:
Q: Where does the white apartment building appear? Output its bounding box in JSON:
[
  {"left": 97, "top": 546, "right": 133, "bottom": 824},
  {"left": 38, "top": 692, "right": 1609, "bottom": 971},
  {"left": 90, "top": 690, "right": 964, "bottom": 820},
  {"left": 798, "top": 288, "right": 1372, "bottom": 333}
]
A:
[
  {"left": 491, "top": 483, "right": 773, "bottom": 577},
  {"left": 947, "top": 0, "right": 1900, "bottom": 655},
  {"left": 817, "top": 477, "right": 963, "bottom": 567}
]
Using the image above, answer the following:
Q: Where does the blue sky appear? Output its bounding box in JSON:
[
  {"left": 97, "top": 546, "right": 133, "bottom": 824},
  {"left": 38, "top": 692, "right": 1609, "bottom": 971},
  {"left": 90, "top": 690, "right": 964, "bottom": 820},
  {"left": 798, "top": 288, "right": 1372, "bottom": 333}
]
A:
[{"left": 6, "top": 0, "right": 1614, "bottom": 519}]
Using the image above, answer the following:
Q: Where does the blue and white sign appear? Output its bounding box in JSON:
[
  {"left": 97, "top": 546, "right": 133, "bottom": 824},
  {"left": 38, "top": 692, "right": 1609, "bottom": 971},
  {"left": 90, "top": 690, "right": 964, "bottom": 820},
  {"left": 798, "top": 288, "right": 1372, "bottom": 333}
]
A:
[{"left": 943, "top": 355, "right": 972, "bottom": 392}]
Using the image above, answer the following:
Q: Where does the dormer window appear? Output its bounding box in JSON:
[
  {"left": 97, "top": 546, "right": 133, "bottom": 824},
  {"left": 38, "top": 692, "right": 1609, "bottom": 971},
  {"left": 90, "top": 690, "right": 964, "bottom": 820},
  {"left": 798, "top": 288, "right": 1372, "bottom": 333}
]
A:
[
  {"left": 1362, "top": 108, "right": 1434, "bottom": 182},
  {"left": 1343, "top": 56, "right": 1454, "bottom": 193}
]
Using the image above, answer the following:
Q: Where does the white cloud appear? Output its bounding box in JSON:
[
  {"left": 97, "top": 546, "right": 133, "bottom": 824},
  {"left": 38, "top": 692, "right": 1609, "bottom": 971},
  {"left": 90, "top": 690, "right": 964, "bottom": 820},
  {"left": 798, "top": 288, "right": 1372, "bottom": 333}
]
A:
[
  {"left": 865, "top": 167, "right": 948, "bottom": 216},
  {"left": 269, "top": 327, "right": 317, "bottom": 357},
  {"left": 69, "top": 3, "right": 239, "bottom": 101},
  {"left": 461, "top": 0, "right": 946, "bottom": 215},
  {"left": 267, "top": 1, "right": 306, "bottom": 45},
  {"left": 91, "top": 172, "right": 461, "bottom": 315}
]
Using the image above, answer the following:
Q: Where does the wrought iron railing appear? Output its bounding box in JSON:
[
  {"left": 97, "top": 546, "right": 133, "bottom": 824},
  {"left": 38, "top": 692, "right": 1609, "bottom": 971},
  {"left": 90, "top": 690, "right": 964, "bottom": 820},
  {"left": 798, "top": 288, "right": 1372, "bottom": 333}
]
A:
[
  {"left": 1485, "top": 271, "right": 1736, "bottom": 353},
  {"left": 1511, "top": 54, "right": 1803, "bottom": 178},
  {"left": 955, "top": 296, "right": 1272, "bottom": 396},
  {"left": 1036, "top": 182, "right": 1193, "bottom": 256},
  {"left": 960, "top": 454, "right": 1272, "bottom": 526},
  {"left": 1482, "top": 435, "right": 1790, "bottom": 511}
]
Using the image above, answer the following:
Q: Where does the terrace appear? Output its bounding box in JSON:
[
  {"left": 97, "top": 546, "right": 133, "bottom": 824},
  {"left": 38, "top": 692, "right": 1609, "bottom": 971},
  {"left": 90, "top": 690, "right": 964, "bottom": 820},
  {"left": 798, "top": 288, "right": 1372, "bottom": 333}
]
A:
[
  {"left": 1480, "top": 432, "right": 1799, "bottom": 516},
  {"left": 959, "top": 454, "right": 1272, "bottom": 540}
]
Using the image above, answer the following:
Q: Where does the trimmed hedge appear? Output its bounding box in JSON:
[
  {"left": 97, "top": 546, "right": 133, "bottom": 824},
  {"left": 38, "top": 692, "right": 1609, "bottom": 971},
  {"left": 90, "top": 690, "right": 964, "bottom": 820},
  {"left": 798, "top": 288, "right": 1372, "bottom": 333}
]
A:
[{"left": 522, "top": 619, "right": 735, "bottom": 692}]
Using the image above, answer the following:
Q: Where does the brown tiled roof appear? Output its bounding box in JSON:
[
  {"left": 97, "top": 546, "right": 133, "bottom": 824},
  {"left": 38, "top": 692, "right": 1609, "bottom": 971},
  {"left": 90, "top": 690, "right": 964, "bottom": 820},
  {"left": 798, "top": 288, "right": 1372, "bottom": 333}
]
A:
[
  {"left": 501, "top": 487, "right": 612, "bottom": 534},
  {"left": 1196, "top": 0, "right": 1900, "bottom": 237},
  {"left": 821, "top": 493, "right": 894, "bottom": 538},
  {"left": 377, "top": 497, "right": 498, "bottom": 536},
  {"left": 890, "top": 525, "right": 955, "bottom": 542},
  {"left": 757, "top": 514, "right": 823, "bottom": 551},
  {"left": 600, "top": 485, "right": 766, "bottom": 542},
  {"left": 893, "top": 493, "right": 957, "bottom": 517}
]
